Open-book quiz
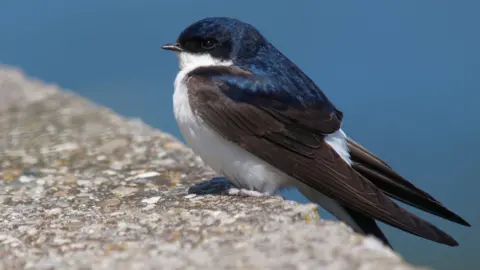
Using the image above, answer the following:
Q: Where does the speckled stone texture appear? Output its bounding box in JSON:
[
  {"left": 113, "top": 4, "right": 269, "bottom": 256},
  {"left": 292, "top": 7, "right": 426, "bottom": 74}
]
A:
[{"left": 0, "top": 66, "right": 426, "bottom": 270}]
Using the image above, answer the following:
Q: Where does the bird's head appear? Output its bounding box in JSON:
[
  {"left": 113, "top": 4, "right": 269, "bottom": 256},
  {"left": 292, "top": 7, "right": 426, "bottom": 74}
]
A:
[{"left": 162, "top": 17, "right": 269, "bottom": 70}]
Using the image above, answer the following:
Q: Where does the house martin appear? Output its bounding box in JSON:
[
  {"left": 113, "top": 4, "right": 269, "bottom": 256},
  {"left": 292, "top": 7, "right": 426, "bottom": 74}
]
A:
[{"left": 162, "top": 17, "right": 470, "bottom": 248}]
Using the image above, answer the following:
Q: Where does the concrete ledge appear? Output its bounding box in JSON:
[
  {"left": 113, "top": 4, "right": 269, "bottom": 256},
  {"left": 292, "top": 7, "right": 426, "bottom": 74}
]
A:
[{"left": 0, "top": 66, "right": 425, "bottom": 269}]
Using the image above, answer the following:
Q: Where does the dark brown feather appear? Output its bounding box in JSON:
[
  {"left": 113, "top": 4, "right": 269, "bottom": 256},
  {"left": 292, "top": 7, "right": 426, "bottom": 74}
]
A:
[
  {"left": 343, "top": 208, "right": 392, "bottom": 248},
  {"left": 190, "top": 65, "right": 344, "bottom": 135},
  {"left": 186, "top": 66, "right": 464, "bottom": 246},
  {"left": 347, "top": 138, "right": 470, "bottom": 227}
]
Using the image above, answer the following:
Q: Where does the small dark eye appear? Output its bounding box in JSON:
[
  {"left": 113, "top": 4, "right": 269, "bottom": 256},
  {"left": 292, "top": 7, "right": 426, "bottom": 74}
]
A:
[{"left": 200, "top": 38, "right": 217, "bottom": 50}]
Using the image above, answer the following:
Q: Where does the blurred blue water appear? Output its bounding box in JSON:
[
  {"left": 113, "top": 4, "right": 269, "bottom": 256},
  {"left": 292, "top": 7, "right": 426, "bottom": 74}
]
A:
[{"left": 1, "top": 1, "right": 478, "bottom": 269}]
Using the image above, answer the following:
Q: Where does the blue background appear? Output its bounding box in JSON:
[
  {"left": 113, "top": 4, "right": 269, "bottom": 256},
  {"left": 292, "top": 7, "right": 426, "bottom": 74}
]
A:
[{"left": 1, "top": 1, "right": 478, "bottom": 269}]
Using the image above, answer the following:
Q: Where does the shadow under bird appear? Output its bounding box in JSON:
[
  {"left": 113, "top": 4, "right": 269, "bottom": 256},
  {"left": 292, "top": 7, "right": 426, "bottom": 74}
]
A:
[{"left": 162, "top": 17, "right": 470, "bottom": 248}]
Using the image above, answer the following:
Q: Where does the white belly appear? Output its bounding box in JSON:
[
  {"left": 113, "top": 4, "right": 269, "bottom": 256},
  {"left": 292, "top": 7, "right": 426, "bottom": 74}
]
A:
[{"left": 173, "top": 79, "right": 293, "bottom": 194}]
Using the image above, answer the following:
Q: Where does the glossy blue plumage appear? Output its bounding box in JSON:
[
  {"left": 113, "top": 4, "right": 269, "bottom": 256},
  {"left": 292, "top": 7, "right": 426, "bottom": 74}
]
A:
[{"left": 179, "top": 17, "right": 339, "bottom": 113}]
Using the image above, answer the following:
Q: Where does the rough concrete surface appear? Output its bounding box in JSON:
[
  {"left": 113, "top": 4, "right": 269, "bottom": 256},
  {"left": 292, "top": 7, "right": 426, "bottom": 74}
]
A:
[{"left": 0, "top": 65, "right": 426, "bottom": 270}]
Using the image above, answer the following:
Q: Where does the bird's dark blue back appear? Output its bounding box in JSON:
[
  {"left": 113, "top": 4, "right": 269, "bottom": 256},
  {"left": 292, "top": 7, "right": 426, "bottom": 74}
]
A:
[{"left": 180, "top": 17, "right": 340, "bottom": 113}]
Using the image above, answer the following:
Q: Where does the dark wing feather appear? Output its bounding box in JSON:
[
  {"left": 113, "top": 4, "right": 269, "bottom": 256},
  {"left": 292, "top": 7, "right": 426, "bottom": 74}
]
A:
[
  {"left": 189, "top": 65, "right": 344, "bottom": 135},
  {"left": 347, "top": 138, "right": 470, "bottom": 226},
  {"left": 186, "top": 66, "right": 461, "bottom": 246},
  {"left": 343, "top": 208, "right": 392, "bottom": 248}
]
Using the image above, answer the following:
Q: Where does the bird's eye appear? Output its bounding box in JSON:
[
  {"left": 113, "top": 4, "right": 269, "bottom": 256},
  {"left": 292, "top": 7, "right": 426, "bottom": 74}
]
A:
[{"left": 200, "top": 39, "right": 218, "bottom": 50}]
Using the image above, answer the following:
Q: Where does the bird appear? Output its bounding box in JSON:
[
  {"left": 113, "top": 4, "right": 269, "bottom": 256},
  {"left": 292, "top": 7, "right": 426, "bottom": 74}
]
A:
[{"left": 161, "top": 17, "right": 470, "bottom": 248}]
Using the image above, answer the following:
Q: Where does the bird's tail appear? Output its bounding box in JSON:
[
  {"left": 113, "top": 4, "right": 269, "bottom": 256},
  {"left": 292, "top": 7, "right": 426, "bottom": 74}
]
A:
[
  {"left": 346, "top": 138, "right": 470, "bottom": 227},
  {"left": 342, "top": 207, "right": 392, "bottom": 248},
  {"left": 296, "top": 183, "right": 393, "bottom": 248}
]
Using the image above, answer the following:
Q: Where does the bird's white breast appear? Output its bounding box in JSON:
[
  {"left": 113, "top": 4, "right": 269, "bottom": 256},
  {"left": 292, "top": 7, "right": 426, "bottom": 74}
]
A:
[{"left": 171, "top": 52, "right": 352, "bottom": 194}]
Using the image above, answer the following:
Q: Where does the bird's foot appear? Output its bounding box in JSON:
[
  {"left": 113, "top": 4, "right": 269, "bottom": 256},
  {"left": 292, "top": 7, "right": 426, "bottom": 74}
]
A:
[
  {"left": 188, "top": 177, "right": 270, "bottom": 197},
  {"left": 188, "top": 177, "right": 234, "bottom": 195},
  {"left": 226, "top": 188, "right": 270, "bottom": 197}
]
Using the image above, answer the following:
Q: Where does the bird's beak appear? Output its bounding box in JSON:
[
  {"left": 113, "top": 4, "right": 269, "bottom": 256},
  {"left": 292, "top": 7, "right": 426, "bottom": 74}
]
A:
[{"left": 161, "top": 43, "right": 183, "bottom": 52}]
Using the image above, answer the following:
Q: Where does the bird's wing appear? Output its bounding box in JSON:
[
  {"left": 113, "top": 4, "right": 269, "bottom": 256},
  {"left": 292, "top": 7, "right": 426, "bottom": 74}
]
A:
[
  {"left": 186, "top": 65, "right": 459, "bottom": 246},
  {"left": 186, "top": 65, "right": 344, "bottom": 135},
  {"left": 346, "top": 138, "right": 470, "bottom": 226}
]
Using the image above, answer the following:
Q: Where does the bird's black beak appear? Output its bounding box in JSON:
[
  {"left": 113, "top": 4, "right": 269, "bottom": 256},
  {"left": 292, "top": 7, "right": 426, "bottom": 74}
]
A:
[{"left": 161, "top": 43, "right": 183, "bottom": 52}]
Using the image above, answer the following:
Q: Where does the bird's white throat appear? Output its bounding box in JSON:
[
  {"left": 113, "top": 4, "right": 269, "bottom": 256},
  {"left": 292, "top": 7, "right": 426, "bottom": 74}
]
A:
[
  {"left": 175, "top": 52, "right": 232, "bottom": 71},
  {"left": 172, "top": 51, "right": 233, "bottom": 126}
]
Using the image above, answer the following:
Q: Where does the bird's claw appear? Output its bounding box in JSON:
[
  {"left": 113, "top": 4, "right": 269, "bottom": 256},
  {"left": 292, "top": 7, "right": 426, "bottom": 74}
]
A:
[
  {"left": 188, "top": 177, "right": 270, "bottom": 197},
  {"left": 226, "top": 188, "right": 270, "bottom": 197}
]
